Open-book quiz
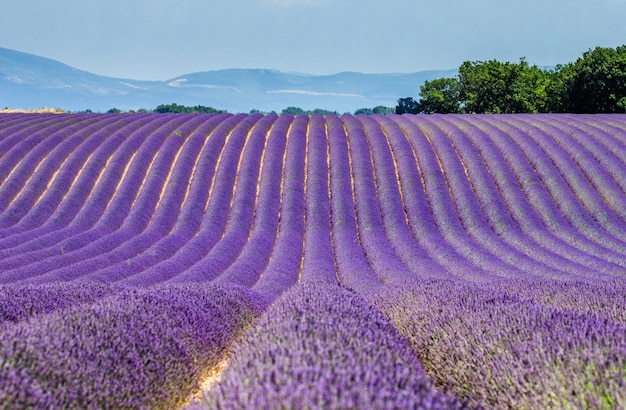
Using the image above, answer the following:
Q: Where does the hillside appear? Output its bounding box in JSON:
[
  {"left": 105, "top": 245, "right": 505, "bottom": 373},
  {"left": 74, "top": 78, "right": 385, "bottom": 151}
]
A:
[
  {"left": 0, "top": 47, "right": 456, "bottom": 113},
  {"left": 1, "top": 113, "right": 625, "bottom": 408}
]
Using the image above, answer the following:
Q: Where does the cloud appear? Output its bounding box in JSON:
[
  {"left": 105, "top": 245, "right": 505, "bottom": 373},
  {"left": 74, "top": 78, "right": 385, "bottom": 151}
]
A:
[
  {"left": 117, "top": 81, "right": 146, "bottom": 90},
  {"left": 268, "top": 89, "right": 363, "bottom": 98},
  {"left": 3, "top": 76, "right": 24, "bottom": 83},
  {"left": 167, "top": 78, "right": 241, "bottom": 92}
]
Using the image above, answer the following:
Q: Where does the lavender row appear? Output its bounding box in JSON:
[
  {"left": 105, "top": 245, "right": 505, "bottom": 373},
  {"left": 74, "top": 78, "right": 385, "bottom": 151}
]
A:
[
  {"left": 0, "top": 115, "right": 183, "bottom": 283},
  {"left": 0, "top": 115, "right": 44, "bottom": 156},
  {"left": 358, "top": 115, "right": 454, "bottom": 279},
  {"left": 0, "top": 114, "right": 83, "bottom": 195},
  {"left": 420, "top": 116, "right": 552, "bottom": 279},
  {"left": 0, "top": 282, "right": 120, "bottom": 325},
  {"left": 195, "top": 282, "right": 465, "bottom": 409},
  {"left": 502, "top": 116, "right": 626, "bottom": 250},
  {"left": 210, "top": 114, "right": 291, "bottom": 288},
  {"left": 442, "top": 115, "right": 612, "bottom": 279},
  {"left": 34, "top": 115, "right": 208, "bottom": 284},
  {"left": 0, "top": 115, "right": 126, "bottom": 235},
  {"left": 0, "top": 114, "right": 63, "bottom": 151},
  {"left": 102, "top": 112, "right": 249, "bottom": 285},
  {"left": 0, "top": 115, "right": 101, "bottom": 226},
  {"left": 0, "top": 114, "right": 166, "bottom": 259},
  {"left": 396, "top": 115, "right": 512, "bottom": 279},
  {"left": 169, "top": 114, "right": 276, "bottom": 286},
  {"left": 3, "top": 114, "right": 158, "bottom": 241},
  {"left": 0, "top": 115, "right": 158, "bottom": 277},
  {"left": 546, "top": 116, "right": 626, "bottom": 196},
  {"left": 0, "top": 113, "right": 219, "bottom": 280},
  {"left": 0, "top": 282, "right": 263, "bottom": 409},
  {"left": 14, "top": 115, "right": 179, "bottom": 258},
  {"left": 426, "top": 115, "right": 599, "bottom": 279},
  {"left": 374, "top": 278, "right": 626, "bottom": 409},
  {"left": 299, "top": 114, "right": 337, "bottom": 283},
  {"left": 3, "top": 113, "right": 626, "bottom": 287},
  {"left": 100, "top": 114, "right": 260, "bottom": 285},
  {"left": 341, "top": 115, "right": 414, "bottom": 285},
  {"left": 491, "top": 277, "right": 626, "bottom": 324},
  {"left": 0, "top": 115, "right": 97, "bottom": 219},
  {"left": 463, "top": 115, "right": 626, "bottom": 275},
  {"left": 324, "top": 114, "right": 382, "bottom": 294},
  {"left": 481, "top": 115, "right": 622, "bottom": 260},
  {"left": 252, "top": 114, "right": 307, "bottom": 300},
  {"left": 80, "top": 114, "right": 242, "bottom": 284},
  {"left": 374, "top": 115, "right": 488, "bottom": 279},
  {"left": 530, "top": 116, "right": 626, "bottom": 225},
  {"left": 82, "top": 114, "right": 229, "bottom": 284}
]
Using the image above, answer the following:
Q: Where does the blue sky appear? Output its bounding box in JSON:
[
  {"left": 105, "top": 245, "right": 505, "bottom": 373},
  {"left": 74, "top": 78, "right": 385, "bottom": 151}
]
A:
[{"left": 1, "top": 0, "right": 625, "bottom": 80}]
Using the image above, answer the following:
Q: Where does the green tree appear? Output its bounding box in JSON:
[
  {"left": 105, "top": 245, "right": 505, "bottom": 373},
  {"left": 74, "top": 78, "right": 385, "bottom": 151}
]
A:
[
  {"left": 354, "top": 106, "right": 394, "bottom": 115},
  {"left": 310, "top": 108, "right": 339, "bottom": 115},
  {"left": 281, "top": 106, "right": 305, "bottom": 115},
  {"left": 354, "top": 107, "right": 374, "bottom": 115},
  {"left": 154, "top": 103, "right": 225, "bottom": 114},
  {"left": 373, "top": 106, "right": 394, "bottom": 115},
  {"left": 417, "top": 77, "right": 462, "bottom": 113},
  {"left": 458, "top": 58, "right": 552, "bottom": 113},
  {"left": 512, "top": 63, "right": 554, "bottom": 113},
  {"left": 560, "top": 46, "right": 626, "bottom": 113},
  {"left": 155, "top": 103, "right": 186, "bottom": 113},
  {"left": 190, "top": 105, "right": 225, "bottom": 114},
  {"left": 395, "top": 97, "right": 420, "bottom": 114}
]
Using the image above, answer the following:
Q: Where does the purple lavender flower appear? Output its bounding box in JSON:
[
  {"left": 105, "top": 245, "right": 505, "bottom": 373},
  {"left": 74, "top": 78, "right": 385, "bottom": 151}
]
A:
[{"left": 198, "top": 282, "right": 466, "bottom": 409}]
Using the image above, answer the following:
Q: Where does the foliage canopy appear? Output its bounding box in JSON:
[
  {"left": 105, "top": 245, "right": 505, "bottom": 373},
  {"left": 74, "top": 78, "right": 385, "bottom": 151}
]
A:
[{"left": 398, "top": 45, "right": 626, "bottom": 114}]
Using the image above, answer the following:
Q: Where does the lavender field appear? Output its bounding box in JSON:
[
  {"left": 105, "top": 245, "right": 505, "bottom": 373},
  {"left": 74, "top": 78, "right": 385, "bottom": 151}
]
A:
[{"left": 1, "top": 112, "right": 626, "bottom": 409}]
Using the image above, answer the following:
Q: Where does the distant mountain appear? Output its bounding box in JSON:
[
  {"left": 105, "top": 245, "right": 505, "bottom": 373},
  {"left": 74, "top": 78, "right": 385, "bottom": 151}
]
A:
[{"left": 0, "top": 47, "right": 457, "bottom": 113}]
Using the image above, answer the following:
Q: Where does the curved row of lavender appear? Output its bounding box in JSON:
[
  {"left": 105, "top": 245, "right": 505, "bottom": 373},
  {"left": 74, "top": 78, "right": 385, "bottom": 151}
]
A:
[
  {"left": 193, "top": 282, "right": 465, "bottom": 409},
  {"left": 1, "top": 112, "right": 626, "bottom": 408}
]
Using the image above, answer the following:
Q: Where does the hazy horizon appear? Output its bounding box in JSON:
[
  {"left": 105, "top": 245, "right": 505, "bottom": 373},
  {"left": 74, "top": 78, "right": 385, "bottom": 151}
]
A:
[
  {"left": 2, "top": 1, "right": 625, "bottom": 81},
  {"left": 1, "top": 46, "right": 459, "bottom": 80}
]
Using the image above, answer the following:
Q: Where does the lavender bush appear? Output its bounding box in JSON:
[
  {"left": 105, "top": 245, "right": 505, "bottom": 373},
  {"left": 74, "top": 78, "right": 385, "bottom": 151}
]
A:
[
  {"left": 1, "top": 113, "right": 626, "bottom": 408},
  {"left": 198, "top": 282, "right": 466, "bottom": 409},
  {"left": 0, "top": 283, "right": 263, "bottom": 409},
  {"left": 0, "top": 282, "right": 119, "bottom": 325},
  {"left": 374, "top": 279, "right": 626, "bottom": 409}
]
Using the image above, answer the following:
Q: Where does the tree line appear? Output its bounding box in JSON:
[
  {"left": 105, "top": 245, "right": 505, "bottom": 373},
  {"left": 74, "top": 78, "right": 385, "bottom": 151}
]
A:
[
  {"left": 95, "top": 104, "right": 394, "bottom": 116},
  {"left": 396, "top": 45, "right": 626, "bottom": 114},
  {"left": 99, "top": 103, "right": 227, "bottom": 114}
]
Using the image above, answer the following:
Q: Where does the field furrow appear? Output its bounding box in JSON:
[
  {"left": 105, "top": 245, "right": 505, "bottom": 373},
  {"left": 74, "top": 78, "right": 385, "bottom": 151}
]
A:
[{"left": 1, "top": 113, "right": 625, "bottom": 409}]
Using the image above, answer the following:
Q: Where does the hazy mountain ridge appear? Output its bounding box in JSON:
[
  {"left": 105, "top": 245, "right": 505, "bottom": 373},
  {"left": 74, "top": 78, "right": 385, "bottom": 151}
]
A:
[{"left": 0, "top": 47, "right": 456, "bottom": 113}]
